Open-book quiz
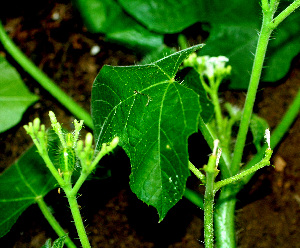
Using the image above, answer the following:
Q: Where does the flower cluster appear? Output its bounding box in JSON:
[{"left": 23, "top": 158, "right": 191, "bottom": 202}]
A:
[{"left": 183, "top": 53, "right": 231, "bottom": 80}]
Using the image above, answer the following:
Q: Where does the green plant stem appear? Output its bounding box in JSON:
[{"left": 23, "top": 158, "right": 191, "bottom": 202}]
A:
[
  {"left": 214, "top": 149, "right": 272, "bottom": 192},
  {"left": 198, "top": 117, "right": 232, "bottom": 178},
  {"left": 214, "top": 3, "right": 300, "bottom": 247},
  {"left": 269, "top": 0, "right": 300, "bottom": 29},
  {"left": 203, "top": 154, "right": 217, "bottom": 248},
  {"left": 210, "top": 90, "right": 223, "bottom": 135},
  {"left": 240, "top": 89, "right": 300, "bottom": 186},
  {"left": 214, "top": 186, "right": 237, "bottom": 248},
  {"left": 213, "top": 89, "right": 299, "bottom": 248},
  {"left": 71, "top": 172, "right": 89, "bottom": 196},
  {"left": 230, "top": 10, "right": 273, "bottom": 175},
  {"left": 0, "top": 21, "right": 93, "bottom": 130},
  {"left": 34, "top": 145, "right": 66, "bottom": 187},
  {"left": 183, "top": 188, "right": 204, "bottom": 210},
  {"left": 189, "top": 161, "right": 206, "bottom": 184},
  {"left": 36, "top": 196, "right": 77, "bottom": 248},
  {"left": 64, "top": 185, "right": 91, "bottom": 248}
]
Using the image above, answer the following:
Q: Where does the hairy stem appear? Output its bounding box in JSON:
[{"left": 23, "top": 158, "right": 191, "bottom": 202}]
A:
[
  {"left": 269, "top": 0, "right": 300, "bottom": 29},
  {"left": 231, "top": 9, "right": 273, "bottom": 175},
  {"left": 189, "top": 161, "right": 206, "bottom": 184},
  {"left": 64, "top": 185, "right": 91, "bottom": 248},
  {"left": 240, "top": 89, "right": 300, "bottom": 186},
  {"left": 215, "top": 149, "right": 272, "bottom": 192}
]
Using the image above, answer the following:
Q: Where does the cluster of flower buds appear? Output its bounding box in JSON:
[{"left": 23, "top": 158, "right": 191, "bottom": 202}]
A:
[{"left": 183, "top": 53, "right": 232, "bottom": 80}]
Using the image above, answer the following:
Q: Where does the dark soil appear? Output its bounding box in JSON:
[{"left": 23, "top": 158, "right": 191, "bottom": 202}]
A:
[{"left": 0, "top": 1, "right": 299, "bottom": 247}]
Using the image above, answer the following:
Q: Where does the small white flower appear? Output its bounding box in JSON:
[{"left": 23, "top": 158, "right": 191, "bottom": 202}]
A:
[{"left": 264, "top": 128, "right": 271, "bottom": 149}]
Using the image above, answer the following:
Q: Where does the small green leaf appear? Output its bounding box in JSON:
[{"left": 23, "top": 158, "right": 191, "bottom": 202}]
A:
[
  {"left": 92, "top": 45, "right": 203, "bottom": 220},
  {"left": 0, "top": 131, "right": 58, "bottom": 238},
  {"left": 73, "top": 0, "right": 163, "bottom": 52},
  {"left": 41, "top": 239, "right": 52, "bottom": 248},
  {"left": 250, "top": 114, "right": 269, "bottom": 151},
  {"left": 0, "top": 56, "right": 39, "bottom": 133},
  {"left": 41, "top": 235, "right": 67, "bottom": 248}
]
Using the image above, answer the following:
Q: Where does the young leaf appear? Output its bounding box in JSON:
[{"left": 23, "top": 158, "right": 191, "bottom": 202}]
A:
[
  {"left": 250, "top": 114, "right": 269, "bottom": 151},
  {"left": 92, "top": 45, "right": 203, "bottom": 221},
  {"left": 41, "top": 235, "right": 67, "bottom": 248},
  {"left": 0, "top": 131, "right": 58, "bottom": 238},
  {"left": 42, "top": 239, "right": 52, "bottom": 248},
  {"left": 0, "top": 56, "right": 39, "bottom": 133}
]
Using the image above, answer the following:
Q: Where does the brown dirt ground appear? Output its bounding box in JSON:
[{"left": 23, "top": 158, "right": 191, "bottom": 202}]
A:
[{"left": 0, "top": 1, "right": 299, "bottom": 247}]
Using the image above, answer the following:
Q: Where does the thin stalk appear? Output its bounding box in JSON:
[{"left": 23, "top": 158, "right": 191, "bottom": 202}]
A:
[
  {"left": 36, "top": 196, "right": 77, "bottom": 248},
  {"left": 210, "top": 92, "right": 223, "bottom": 134},
  {"left": 189, "top": 161, "right": 206, "bottom": 184},
  {"left": 71, "top": 172, "right": 89, "bottom": 196},
  {"left": 269, "top": 0, "right": 300, "bottom": 29},
  {"left": 64, "top": 185, "right": 91, "bottom": 248},
  {"left": 230, "top": 14, "right": 273, "bottom": 175},
  {"left": 183, "top": 188, "right": 204, "bottom": 210},
  {"left": 0, "top": 21, "right": 93, "bottom": 129},
  {"left": 240, "top": 89, "right": 300, "bottom": 186},
  {"left": 214, "top": 149, "right": 272, "bottom": 192}
]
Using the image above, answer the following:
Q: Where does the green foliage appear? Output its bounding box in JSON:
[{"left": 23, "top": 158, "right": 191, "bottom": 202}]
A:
[
  {"left": 183, "top": 69, "right": 214, "bottom": 123},
  {"left": 250, "top": 114, "right": 270, "bottom": 151},
  {"left": 0, "top": 56, "right": 38, "bottom": 133},
  {"left": 41, "top": 235, "right": 67, "bottom": 248},
  {"left": 262, "top": 11, "right": 300, "bottom": 82},
  {"left": 75, "top": 0, "right": 300, "bottom": 89},
  {"left": 118, "top": 0, "right": 204, "bottom": 33},
  {"left": 92, "top": 45, "right": 203, "bottom": 220},
  {"left": 0, "top": 131, "right": 58, "bottom": 238},
  {"left": 73, "top": 0, "right": 163, "bottom": 53}
]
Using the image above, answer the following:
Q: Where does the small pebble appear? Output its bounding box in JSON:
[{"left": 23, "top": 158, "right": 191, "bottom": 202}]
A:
[{"left": 90, "top": 45, "right": 101, "bottom": 56}]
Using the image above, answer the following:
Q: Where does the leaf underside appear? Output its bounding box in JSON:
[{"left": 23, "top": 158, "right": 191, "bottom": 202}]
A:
[{"left": 92, "top": 45, "right": 203, "bottom": 220}]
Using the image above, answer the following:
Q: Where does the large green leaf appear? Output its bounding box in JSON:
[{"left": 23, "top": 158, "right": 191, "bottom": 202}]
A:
[
  {"left": 118, "top": 0, "right": 205, "bottom": 33},
  {"left": 0, "top": 56, "right": 39, "bottom": 133},
  {"left": 118, "top": 0, "right": 259, "bottom": 33},
  {"left": 73, "top": 0, "right": 163, "bottom": 53},
  {"left": 92, "top": 45, "right": 203, "bottom": 220},
  {"left": 0, "top": 131, "right": 58, "bottom": 238},
  {"left": 118, "top": 0, "right": 300, "bottom": 88}
]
